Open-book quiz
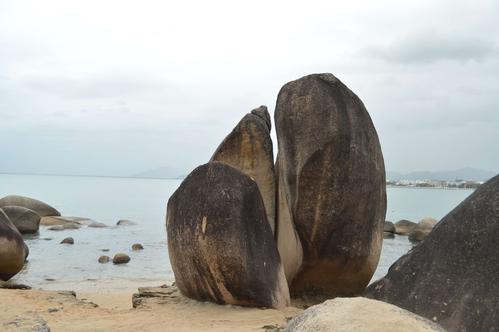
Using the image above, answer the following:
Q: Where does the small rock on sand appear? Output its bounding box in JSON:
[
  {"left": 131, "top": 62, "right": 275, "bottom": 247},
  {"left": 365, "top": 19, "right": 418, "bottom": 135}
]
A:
[{"left": 113, "top": 253, "right": 130, "bottom": 264}]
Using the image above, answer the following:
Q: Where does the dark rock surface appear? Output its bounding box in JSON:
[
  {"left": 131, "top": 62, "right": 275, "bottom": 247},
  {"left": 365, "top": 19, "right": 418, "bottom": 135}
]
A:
[
  {"left": 366, "top": 174, "right": 499, "bottom": 332},
  {"left": 0, "top": 195, "right": 60, "bottom": 217},
  {"left": 274, "top": 73, "right": 386, "bottom": 296},
  {"left": 166, "top": 162, "right": 289, "bottom": 308},
  {"left": 0, "top": 210, "right": 28, "bottom": 281},
  {"left": 1, "top": 206, "right": 41, "bottom": 234},
  {"left": 210, "top": 106, "right": 276, "bottom": 233},
  {"left": 394, "top": 219, "right": 416, "bottom": 235}
]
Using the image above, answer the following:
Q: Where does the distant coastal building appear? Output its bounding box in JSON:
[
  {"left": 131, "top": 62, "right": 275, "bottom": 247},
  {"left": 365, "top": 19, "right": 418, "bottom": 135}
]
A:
[{"left": 386, "top": 179, "right": 482, "bottom": 189}]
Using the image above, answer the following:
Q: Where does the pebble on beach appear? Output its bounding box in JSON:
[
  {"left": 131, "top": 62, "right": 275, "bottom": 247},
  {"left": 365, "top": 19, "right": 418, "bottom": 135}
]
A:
[
  {"left": 132, "top": 243, "right": 144, "bottom": 251},
  {"left": 112, "top": 253, "right": 130, "bottom": 264},
  {"left": 60, "top": 237, "right": 74, "bottom": 245}
]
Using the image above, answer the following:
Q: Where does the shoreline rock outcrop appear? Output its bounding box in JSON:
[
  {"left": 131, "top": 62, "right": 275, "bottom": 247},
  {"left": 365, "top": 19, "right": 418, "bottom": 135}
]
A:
[
  {"left": 0, "top": 195, "right": 60, "bottom": 217},
  {"left": 167, "top": 162, "right": 290, "bottom": 309},
  {"left": 366, "top": 174, "right": 499, "bottom": 331},
  {"left": 274, "top": 73, "right": 386, "bottom": 296}
]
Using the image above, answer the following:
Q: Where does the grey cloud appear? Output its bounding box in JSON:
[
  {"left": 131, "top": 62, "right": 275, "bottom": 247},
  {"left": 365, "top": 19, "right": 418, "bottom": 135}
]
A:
[{"left": 368, "top": 32, "right": 497, "bottom": 64}]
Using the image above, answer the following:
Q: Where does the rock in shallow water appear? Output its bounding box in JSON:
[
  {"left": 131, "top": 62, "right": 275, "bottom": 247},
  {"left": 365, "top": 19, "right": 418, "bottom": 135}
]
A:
[
  {"left": 366, "top": 174, "right": 499, "bottom": 332},
  {"left": 116, "top": 219, "right": 137, "bottom": 226},
  {"left": 0, "top": 210, "right": 28, "bottom": 281},
  {"left": 60, "top": 237, "right": 74, "bottom": 245},
  {"left": 274, "top": 73, "right": 386, "bottom": 297},
  {"left": 98, "top": 255, "right": 110, "bottom": 264},
  {"left": 285, "top": 297, "right": 444, "bottom": 332},
  {"left": 408, "top": 217, "right": 437, "bottom": 242},
  {"left": 166, "top": 162, "right": 290, "bottom": 309},
  {"left": 394, "top": 219, "right": 416, "bottom": 235},
  {"left": 132, "top": 243, "right": 144, "bottom": 251},
  {"left": 384, "top": 221, "right": 395, "bottom": 233},
  {"left": 113, "top": 253, "right": 130, "bottom": 264},
  {"left": 0, "top": 195, "right": 60, "bottom": 217}
]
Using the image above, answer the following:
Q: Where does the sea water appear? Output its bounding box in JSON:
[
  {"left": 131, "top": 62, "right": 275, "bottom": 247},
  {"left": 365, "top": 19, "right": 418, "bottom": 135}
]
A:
[{"left": 0, "top": 174, "right": 473, "bottom": 289}]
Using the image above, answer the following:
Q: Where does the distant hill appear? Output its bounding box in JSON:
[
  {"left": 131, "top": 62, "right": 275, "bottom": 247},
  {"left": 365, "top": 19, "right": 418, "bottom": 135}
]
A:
[
  {"left": 387, "top": 167, "right": 497, "bottom": 182},
  {"left": 132, "top": 166, "right": 186, "bottom": 179}
]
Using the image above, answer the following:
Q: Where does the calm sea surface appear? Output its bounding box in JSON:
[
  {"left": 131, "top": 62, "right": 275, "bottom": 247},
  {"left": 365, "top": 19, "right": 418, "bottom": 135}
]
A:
[{"left": 0, "top": 174, "right": 473, "bottom": 289}]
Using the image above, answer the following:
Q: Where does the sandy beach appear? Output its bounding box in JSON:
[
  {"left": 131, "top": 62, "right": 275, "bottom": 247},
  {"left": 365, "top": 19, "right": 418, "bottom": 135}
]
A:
[{"left": 0, "top": 283, "right": 302, "bottom": 331}]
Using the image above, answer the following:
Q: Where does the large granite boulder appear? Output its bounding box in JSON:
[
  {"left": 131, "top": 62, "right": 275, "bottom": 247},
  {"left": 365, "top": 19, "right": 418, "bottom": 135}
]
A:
[
  {"left": 1, "top": 206, "right": 40, "bottom": 234},
  {"left": 0, "top": 195, "right": 60, "bottom": 217},
  {"left": 408, "top": 217, "right": 437, "bottom": 242},
  {"left": 0, "top": 210, "right": 28, "bottom": 281},
  {"left": 210, "top": 106, "right": 276, "bottom": 233},
  {"left": 275, "top": 73, "right": 386, "bottom": 296},
  {"left": 366, "top": 174, "right": 499, "bottom": 331},
  {"left": 166, "top": 162, "right": 289, "bottom": 308},
  {"left": 285, "top": 297, "right": 444, "bottom": 332}
]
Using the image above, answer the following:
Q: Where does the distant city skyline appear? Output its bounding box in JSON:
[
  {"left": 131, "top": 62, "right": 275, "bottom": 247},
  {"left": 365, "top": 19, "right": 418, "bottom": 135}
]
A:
[{"left": 1, "top": 0, "right": 498, "bottom": 177}]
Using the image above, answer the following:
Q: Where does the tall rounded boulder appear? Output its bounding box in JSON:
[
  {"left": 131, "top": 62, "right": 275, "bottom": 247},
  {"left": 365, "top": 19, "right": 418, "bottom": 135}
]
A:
[
  {"left": 275, "top": 73, "right": 386, "bottom": 296},
  {"left": 0, "top": 195, "right": 60, "bottom": 217},
  {"left": 366, "top": 174, "right": 499, "bottom": 332},
  {"left": 0, "top": 209, "right": 28, "bottom": 281},
  {"left": 166, "top": 162, "right": 289, "bottom": 308},
  {"left": 1, "top": 206, "right": 41, "bottom": 234},
  {"left": 210, "top": 106, "right": 276, "bottom": 233}
]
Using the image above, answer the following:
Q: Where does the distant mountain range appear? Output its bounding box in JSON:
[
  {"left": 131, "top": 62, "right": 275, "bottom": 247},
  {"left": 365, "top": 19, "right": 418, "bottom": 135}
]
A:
[
  {"left": 134, "top": 166, "right": 496, "bottom": 182},
  {"left": 132, "top": 166, "right": 186, "bottom": 179},
  {"left": 387, "top": 168, "right": 497, "bottom": 182}
]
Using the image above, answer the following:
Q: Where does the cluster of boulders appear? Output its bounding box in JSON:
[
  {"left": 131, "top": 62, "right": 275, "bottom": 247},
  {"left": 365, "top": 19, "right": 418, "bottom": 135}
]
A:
[
  {"left": 166, "top": 74, "right": 387, "bottom": 308},
  {"left": 383, "top": 217, "right": 437, "bottom": 241},
  {"left": 0, "top": 193, "right": 142, "bottom": 281},
  {"left": 0, "top": 195, "right": 62, "bottom": 281}
]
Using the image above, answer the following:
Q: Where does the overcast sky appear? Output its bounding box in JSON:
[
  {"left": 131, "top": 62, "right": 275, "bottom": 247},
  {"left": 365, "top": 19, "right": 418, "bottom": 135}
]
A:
[{"left": 1, "top": 0, "right": 498, "bottom": 177}]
